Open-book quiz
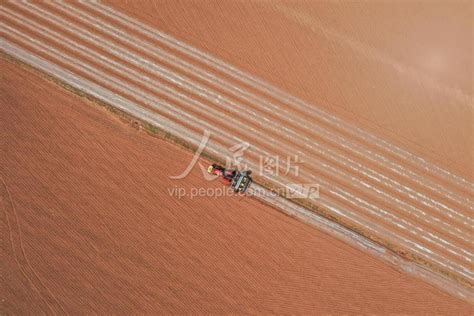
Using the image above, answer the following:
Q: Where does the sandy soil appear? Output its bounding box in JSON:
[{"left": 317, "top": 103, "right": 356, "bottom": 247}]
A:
[
  {"left": 2, "top": 59, "right": 473, "bottom": 313},
  {"left": 1, "top": 0, "right": 473, "bottom": 297},
  {"left": 1, "top": 0, "right": 473, "bottom": 304}
]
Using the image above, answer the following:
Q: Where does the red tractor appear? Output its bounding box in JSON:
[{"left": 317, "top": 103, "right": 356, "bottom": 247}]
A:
[{"left": 207, "top": 164, "right": 253, "bottom": 193}]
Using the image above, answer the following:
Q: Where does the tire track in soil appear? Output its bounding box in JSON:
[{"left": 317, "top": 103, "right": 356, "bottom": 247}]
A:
[{"left": 0, "top": 176, "right": 65, "bottom": 314}]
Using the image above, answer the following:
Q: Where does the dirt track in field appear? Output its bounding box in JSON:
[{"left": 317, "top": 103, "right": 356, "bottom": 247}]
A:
[{"left": 1, "top": 58, "right": 473, "bottom": 314}]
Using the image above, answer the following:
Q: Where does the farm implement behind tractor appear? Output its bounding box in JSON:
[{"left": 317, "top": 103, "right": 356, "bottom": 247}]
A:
[{"left": 207, "top": 164, "right": 253, "bottom": 193}]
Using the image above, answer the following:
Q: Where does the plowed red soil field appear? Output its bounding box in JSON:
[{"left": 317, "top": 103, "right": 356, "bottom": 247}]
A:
[
  {"left": 2, "top": 0, "right": 472, "bottom": 296},
  {"left": 1, "top": 58, "right": 472, "bottom": 313}
]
